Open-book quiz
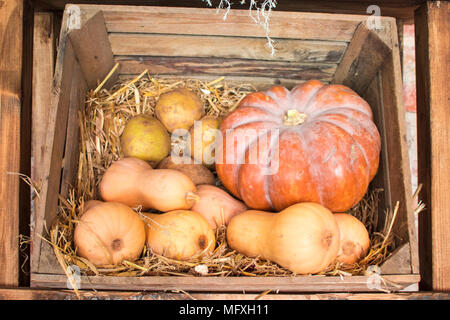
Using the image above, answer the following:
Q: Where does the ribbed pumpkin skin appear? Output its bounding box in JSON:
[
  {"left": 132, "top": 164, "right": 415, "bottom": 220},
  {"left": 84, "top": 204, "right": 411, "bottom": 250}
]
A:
[{"left": 216, "top": 80, "right": 381, "bottom": 212}]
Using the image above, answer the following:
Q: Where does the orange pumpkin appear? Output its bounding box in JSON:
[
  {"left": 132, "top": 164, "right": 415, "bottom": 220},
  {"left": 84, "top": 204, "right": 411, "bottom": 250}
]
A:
[{"left": 216, "top": 80, "right": 381, "bottom": 212}]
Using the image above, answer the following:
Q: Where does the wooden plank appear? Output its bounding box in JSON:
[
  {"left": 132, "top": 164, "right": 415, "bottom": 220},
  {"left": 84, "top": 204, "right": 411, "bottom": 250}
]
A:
[
  {"left": 31, "top": 12, "right": 78, "bottom": 274},
  {"left": 360, "top": 20, "right": 418, "bottom": 276},
  {"left": 67, "top": 10, "right": 117, "bottom": 89},
  {"left": 332, "top": 22, "right": 392, "bottom": 94},
  {"left": 0, "top": 287, "right": 448, "bottom": 300},
  {"left": 109, "top": 34, "right": 347, "bottom": 63},
  {"left": 115, "top": 56, "right": 338, "bottom": 82},
  {"left": 31, "top": 12, "right": 56, "bottom": 268},
  {"left": 415, "top": 1, "right": 450, "bottom": 291},
  {"left": 0, "top": 0, "right": 23, "bottom": 287},
  {"left": 97, "top": 5, "right": 367, "bottom": 42},
  {"left": 31, "top": 274, "right": 419, "bottom": 293},
  {"left": 378, "top": 20, "right": 418, "bottom": 274},
  {"left": 380, "top": 243, "right": 413, "bottom": 274},
  {"left": 31, "top": 1, "right": 422, "bottom": 20},
  {"left": 60, "top": 62, "right": 88, "bottom": 199}
]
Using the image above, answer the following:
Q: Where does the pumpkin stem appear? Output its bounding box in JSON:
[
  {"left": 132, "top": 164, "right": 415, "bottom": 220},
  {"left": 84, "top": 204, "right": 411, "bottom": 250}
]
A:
[
  {"left": 185, "top": 191, "right": 201, "bottom": 204},
  {"left": 283, "top": 109, "right": 308, "bottom": 126}
]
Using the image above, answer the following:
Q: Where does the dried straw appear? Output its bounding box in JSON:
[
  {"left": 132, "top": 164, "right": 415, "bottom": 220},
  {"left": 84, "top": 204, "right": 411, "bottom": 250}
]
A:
[{"left": 48, "top": 67, "right": 423, "bottom": 281}]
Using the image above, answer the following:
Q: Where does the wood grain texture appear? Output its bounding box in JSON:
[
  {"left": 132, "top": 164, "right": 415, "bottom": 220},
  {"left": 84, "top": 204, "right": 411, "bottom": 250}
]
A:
[
  {"left": 0, "top": 287, "right": 448, "bottom": 300},
  {"left": 378, "top": 19, "right": 418, "bottom": 275},
  {"left": 60, "top": 62, "right": 88, "bottom": 199},
  {"left": 415, "top": 1, "right": 450, "bottom": 291},
  {"left": 332, "top": 22, "right": 392, "bottom": 94},
  {"left": 31, "top": 11, "right": 77, "bottom": 274},
  {"left": 109, "top": 34, "right": 347, "bottom": 63},
  {"left": 67, "top": 10, "right": 116, "bottom": 89},
  {"left": 31, "top": 11, "right": 56, "bottom": 269},
  {"left": 30, "top": 273, "right": 419, "bottom": 293},
  {"left": 0, "top": 0, "right": 23, "bottom": 287},
  {"left": 115, "top": 56, "right": 338, "bottom": 82},
  {"left": 100, "top": 5, "right": 366, "bottom": 41},
  {"left": 357, "top": 20, "right": 418, "bottom": 276}
]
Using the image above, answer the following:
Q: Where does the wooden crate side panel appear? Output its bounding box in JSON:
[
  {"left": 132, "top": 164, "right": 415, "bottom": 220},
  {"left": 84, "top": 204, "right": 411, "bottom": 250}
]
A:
[
  {"left": 115, "top": 56, "right": 338, "bottom": 83},
  {"left": 60, "top": 63, "right": 88, "bottom": 199},
  {"left": 358, "top": 20, "right": 418, "bottom": 275},
  {"left": 332, "top": 22, "right": 392, "bottom": 94},
  {"left": 362, "top": 72, "right": 415, "bottom": 275},
  {"left": 35, "top": 59, "right": 88, "bottom": 276},
  {"left": 31, "top": 273, "right": 419, "bottom": 293},
  {"left": 96, "top": 5, "right": 368, "bottom": 41},
  {"left": 378, "top": 20, "right": 417, "bottom": 274},
  {"left": 67, "top": 11, "right": 117, "bottom": 89},
  {"left": 31, "top": 6, "right": 84, "bottom": 273},
  {"left": 108, "top": 34, "right": 347, "bottom": 63},
  {"left": 31, "top": 12, "right": 57, "bottom": 276}
]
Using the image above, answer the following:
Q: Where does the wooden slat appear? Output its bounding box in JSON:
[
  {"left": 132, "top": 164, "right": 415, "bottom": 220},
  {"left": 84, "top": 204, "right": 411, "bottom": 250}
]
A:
[
  {"left": 31, "top": 12, "right": 56, "bottom": 265},
  {"left": 360, "top": 20, "right": 418, "bottom": 275},
  {"left": 109, "top": 34, "right": 347, "bottom": 64},
  {"left": 99, "top": 5, "right": 367, "bottom": 41},
  {"left": 67, "top": 10, "right": 117, "bottom": 89},
  {"left": 332, "top": 22, "right": 392, "bottom": 94},
  {"left": 415, "top": 1, "right": 450, "bottom": 291},
  {"left": 378, "top": 20, "right": 418, "bottom": 274},
  {"left": 60, "top": 61, "right": 88, "bottom": 199},
  {"left": 31, "top": 274, "right": 419, "bottom": 293},
  {"left": 0, "top": 0, "right": 23, "bottom": 287},
  {"left": 0, "top": 287, "right": 448, "bottom": 300},
  {"left": 31, "top": 13, "right": 78, "bottom": 274},
  {"left": 115, "top": 56, "right": 338, "bottom": 82}
]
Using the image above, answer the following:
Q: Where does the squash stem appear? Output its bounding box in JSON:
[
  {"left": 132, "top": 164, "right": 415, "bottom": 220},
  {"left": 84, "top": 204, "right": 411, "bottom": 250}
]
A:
[
  {"left": 186, "top": 191, "right": 201, "bottom": 204},
  {"left": 283, "top": 109, "right": 307, "bottom": 126}
]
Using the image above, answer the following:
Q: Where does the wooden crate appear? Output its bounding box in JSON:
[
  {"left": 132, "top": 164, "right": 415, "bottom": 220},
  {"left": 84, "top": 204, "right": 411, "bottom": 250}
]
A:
[{"left": 30, "top": 4, "right": 419, "bottom": 292}]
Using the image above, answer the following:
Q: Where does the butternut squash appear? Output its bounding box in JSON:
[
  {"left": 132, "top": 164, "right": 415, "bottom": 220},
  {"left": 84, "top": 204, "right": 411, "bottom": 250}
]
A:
[
  {"left": 142, "top": 210, "right": 215, "bottom": 261},
  {"left": 227, "top": 202, "right": 340, "bottom": 274},
  {"left": 191, "top": 185, "right": 247, "bottom": 229},
  {"left": 99, "top": 157, "right": 199, "bottom": 212},
  {"left": 334, "top": 213, "right": 370, "bottom": 265}
]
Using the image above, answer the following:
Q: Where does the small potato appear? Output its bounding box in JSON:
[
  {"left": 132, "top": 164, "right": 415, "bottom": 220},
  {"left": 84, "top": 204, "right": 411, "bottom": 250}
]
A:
[
  {"left": 157, "top": 156, "right": 216, "bottom": 186},
  {"left": 155, "top": 88, "right": 204, "bottom": 133},
  {"left": 120, "top": 114, "right": 170, "bottom": 165}
]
